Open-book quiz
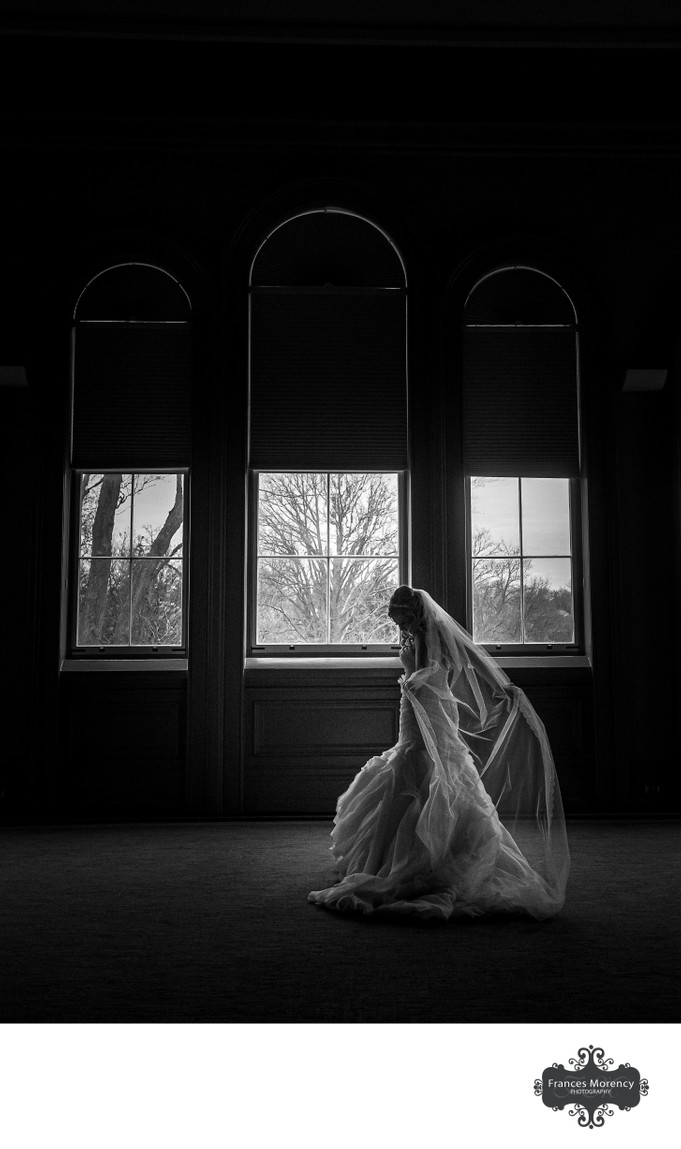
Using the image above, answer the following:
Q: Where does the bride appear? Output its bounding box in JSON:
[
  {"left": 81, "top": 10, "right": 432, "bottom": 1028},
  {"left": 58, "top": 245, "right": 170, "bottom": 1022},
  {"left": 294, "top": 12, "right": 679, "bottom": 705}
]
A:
[{"left": 308, "top": 585, "right": 570, "bottom": 921}]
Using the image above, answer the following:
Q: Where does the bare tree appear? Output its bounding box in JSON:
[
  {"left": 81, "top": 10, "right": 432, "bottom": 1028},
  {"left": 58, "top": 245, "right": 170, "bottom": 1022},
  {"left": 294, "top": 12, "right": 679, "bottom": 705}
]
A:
[
  {"left": 124, "top": 474, "right": 183, "bottom": 643},
  {"left": 524, "top": 577, "right": 573, "bottom": 642},
  {"left": 78, "top": 473, "right": 124, "bottom": 644},
  {"left": 78, "top": 473, "right": 183, "bottom": 646},
  {"left": 258, "top": 473, "right": 399, "bottom": 643},
  {"left": 472, "top": 526, "right": 572, "bottom": 643}
]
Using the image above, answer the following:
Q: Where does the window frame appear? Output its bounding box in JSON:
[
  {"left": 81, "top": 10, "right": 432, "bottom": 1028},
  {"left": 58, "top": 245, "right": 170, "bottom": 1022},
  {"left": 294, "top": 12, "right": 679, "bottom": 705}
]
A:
[
  {"left": 248, "top": 469, "right": 408, "bottom": 658},
  {"left": 464, "top": 474, "right": 584, "bottom": 656},
  {"left": 67, "top": 467, "right": 190, "bottom": 661},
  {"left": 459, "top": 260, "right": 586, "bottom": 659}
]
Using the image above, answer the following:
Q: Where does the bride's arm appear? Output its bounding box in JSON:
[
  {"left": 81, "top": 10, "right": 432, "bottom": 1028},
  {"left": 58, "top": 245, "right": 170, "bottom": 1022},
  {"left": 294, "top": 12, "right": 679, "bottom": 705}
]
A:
[{"left": 415, "top": 631, "right": 427, "bottom": 672}]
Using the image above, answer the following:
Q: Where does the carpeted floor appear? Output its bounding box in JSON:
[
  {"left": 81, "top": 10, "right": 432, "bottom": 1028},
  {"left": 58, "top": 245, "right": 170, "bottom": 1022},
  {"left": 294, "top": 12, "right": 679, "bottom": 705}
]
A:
[{"left": 1, "top": 818, "right": 679, "bottom": 1023}]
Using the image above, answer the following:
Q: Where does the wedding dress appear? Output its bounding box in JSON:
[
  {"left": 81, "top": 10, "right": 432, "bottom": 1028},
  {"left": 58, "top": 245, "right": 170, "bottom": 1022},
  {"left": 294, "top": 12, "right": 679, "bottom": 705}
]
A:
[{"left": 308, "top": 590, "right": 570, "bottom": 921}]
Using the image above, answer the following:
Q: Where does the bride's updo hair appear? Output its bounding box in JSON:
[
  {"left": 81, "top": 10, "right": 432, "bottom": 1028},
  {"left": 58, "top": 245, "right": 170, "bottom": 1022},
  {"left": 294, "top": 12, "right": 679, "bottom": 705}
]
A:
[{"left": 389, "top": 585, "right": 425, "bottom": 632}]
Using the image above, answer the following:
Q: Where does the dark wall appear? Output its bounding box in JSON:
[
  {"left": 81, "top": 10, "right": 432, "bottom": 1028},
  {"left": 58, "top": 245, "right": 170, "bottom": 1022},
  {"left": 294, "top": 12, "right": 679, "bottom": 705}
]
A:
[{"left": 1, "top": 37, "right": 680, "bottom": 819}]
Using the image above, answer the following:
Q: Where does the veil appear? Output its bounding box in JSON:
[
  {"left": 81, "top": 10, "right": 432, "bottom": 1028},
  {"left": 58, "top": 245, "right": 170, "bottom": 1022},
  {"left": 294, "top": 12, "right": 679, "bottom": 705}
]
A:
[{"left": 413, "top": 588, "right": 570, "bottom": 911}]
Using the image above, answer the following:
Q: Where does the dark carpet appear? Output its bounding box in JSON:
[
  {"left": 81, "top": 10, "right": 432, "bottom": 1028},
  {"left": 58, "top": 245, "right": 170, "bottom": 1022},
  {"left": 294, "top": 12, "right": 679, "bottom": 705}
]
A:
[{"left": 1, "top": 818, "right": 679, "bottom": 1023}]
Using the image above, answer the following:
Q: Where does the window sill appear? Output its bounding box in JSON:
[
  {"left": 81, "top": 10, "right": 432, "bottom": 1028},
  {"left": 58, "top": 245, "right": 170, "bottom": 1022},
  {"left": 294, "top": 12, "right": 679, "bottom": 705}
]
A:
[
  {"left": 60, "top": 659, "right": 188, "bottom": 673},
  {"left": 246, "top": 661, "right": 401, "bottom": 671},
  {"left": 243, "top": 656, "right": 402, "bottom": 687},
  {"left": 245, "top": 654, "right": 591, "bottom": 671},
  {"left": 495, "top": 655, "right": 591, "bottom": 669},
  {"left": 245, "top": 656, "right": 401, "bottom": 670}
]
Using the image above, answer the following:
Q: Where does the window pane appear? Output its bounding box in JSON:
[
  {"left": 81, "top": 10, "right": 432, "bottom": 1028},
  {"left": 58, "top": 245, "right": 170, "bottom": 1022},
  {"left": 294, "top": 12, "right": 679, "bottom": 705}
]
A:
[
  {"left": 257, "top": 558, "right": 328, "bottom": 643},
  {"left": 75, "top": 470, "right": 186, "bottom": 649},
  {"left": 80, "top": 473, "right": 132, "bottom": 557},
  {"left": 471, "top": 477, "right": 519, "bottom": 556},
  {"left": 330, "top": 558, "right": 400, "bottom": 642},
  {"left": 132, "top": 474, "right": 184, "bottom": 557},
  {"left": 131, "top": 559, "right": 183, "bottom": 645},
  {"left": 329, "top": 473, "right": 398, "bottom": 556},
  {"left": 77, "top": 558, "right": 130, "bottom": 645},
  {"left": 258, "top": 473, "right": 328, "bottom": 556},
  {"left": 472, "top": 556, "right": 521, "bottom": 643},
  {"left": 523, "top": 558, "right": 574, "bottom": 643},
  {"left": 521, "top": 478, "right": 571, "bottom": 555},
  {"left": 255, "top": 471, "right": 401, "bottom": 645}
]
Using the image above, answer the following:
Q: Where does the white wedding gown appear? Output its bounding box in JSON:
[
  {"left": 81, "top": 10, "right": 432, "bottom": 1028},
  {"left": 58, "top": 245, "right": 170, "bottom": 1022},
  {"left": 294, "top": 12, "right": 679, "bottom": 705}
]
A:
[{"left": 308, "top": 633, "right": 569, "bottom": 922}]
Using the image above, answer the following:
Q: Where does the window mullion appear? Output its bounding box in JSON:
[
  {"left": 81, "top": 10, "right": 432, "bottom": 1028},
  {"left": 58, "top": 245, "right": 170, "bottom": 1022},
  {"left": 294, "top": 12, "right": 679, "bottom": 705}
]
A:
[
  {"left": 129, "top": 474, "right": 135, "bottom": 647},
  {"left": 518, "top": 477, "right": 524, "bottom": 645},
  {"left": 568, "top": 478, "right": 577, "bottom": 646},
  {"left": 326, "top": 473, "right": 331, "bottom": 644}
]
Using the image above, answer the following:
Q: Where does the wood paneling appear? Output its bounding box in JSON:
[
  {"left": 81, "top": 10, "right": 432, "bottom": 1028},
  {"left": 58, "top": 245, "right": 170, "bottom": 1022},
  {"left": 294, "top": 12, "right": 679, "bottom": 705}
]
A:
[
  {"left": 252, "top": 698, "right": 398, "bottom": 757},
  {"left": 242, "top": 673, "right": 595, "bottom": 815},
  {"left": 60, "top": 677, "right": 187, "bottom": 816},
  {"left": 243, "top": 684, "right": 399, "bottom": 814},
  {"left": 513, "top": 674, "right": 596, "bottom": 812}
]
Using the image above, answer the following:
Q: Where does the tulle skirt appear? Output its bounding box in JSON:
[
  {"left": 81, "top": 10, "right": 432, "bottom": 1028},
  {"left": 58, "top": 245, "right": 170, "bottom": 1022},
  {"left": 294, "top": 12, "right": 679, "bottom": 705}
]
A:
[{"left": 308, "top": 687, "right": 563, "bottom": 922}]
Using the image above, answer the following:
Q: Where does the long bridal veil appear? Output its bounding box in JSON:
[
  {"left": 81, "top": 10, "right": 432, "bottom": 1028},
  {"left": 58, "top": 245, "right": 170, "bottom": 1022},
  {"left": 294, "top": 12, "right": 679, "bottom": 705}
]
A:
[{"left": 415, "top": 589, "right": 570, "bottom": 909}]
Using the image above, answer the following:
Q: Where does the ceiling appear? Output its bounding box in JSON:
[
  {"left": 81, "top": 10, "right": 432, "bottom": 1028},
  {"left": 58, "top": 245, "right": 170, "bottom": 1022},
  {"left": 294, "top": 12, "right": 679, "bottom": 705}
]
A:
[
  {"left": 1, "top": 0, "right": 681, "bottom": 44},
  {"left": 1, "top": 3, "right": 680, "bottom": 129}
]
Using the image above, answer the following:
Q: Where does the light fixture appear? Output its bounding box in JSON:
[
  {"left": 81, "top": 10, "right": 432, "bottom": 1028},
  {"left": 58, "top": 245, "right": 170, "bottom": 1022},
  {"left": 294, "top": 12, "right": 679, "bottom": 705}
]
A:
[
  {"left": 622, "top": 369, "right": 667, "bottom": 392},
  {"left": 0, "top": 365, "right": 28, "bottom": 387}
]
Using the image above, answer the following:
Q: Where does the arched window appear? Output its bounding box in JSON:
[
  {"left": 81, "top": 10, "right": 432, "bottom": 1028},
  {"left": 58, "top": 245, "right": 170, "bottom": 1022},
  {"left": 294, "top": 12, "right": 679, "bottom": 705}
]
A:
[
  {"left": 248, "top": 208, "right": 408, "bottom": 652},
  {"left": 462, "top": 265, "right": 583, "bottom": 651},
  {"left": 68, "top": 262, "right": 192, "bottom": 654}
]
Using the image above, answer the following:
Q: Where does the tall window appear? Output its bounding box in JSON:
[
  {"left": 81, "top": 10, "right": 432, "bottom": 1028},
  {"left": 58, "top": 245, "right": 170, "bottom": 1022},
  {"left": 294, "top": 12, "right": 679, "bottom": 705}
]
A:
[
  {"left": 68, "top": 263, "right": 192, "bottom": 656},
  {"left": 462, "top": 266, "right": 582, "bottom": 651},
  {"left": 249, "top": 209, "right": 408, "bottom": 653},
  {"left": 255, "top": 472, "right": 401, "bottom": 647}
]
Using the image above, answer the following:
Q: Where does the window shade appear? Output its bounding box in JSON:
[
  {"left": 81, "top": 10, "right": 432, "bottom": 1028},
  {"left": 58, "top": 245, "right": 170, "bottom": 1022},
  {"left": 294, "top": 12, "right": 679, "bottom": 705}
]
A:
[
  {"left": 462, "top": 327, "right": 580, "bottom": 477},
  {"left": 72, "top": 323, "right": 192, "bottom": 468},
  {"left": 250, "top": 290, "right": 407, "bottom": 471}
]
